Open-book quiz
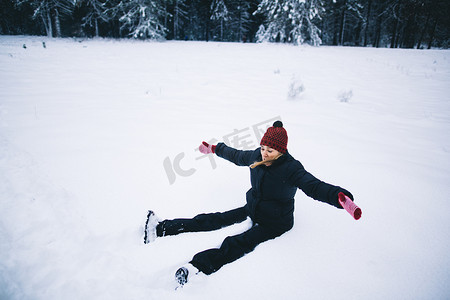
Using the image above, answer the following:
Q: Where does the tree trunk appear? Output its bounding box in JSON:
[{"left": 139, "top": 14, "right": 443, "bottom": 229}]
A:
[
  {"left": 320, "top": 18, "right": 324, "bottom": 43},
  {"left": 95, "top": 18, "right": 99, "bottom": 37},
  {"left": 338, "top": 0, "right": 347, "bottom": 45},
  {"left": 394, "top": 28, "right": 401, "bottom": 48},
  {"left": 417, "top": 11, "right": 430, "bottom": 49},
  {"left": 374, "top": 13, "right": 382, "bottom": 48},
  {"left": 54, "top": 8, "right": 61, "bottom": 37},
  {"left": 332, "top": 9, "right": 339, "bottom": 45},
  {"left": 402, "top": 2, "right": 419, "bottom": 48},
  {"left": 220, "top": 18, "right": 223, "bottom": 40},
  {"left": 237, "top": 6, "right": 242, "bottom": 42},
  {"left": 355, "top": 19, "right": 362, "bottom": 46},
  {"left": 364, "top": 0, "right": 372, "bottom": 47},
  {"left": 205, "top": 0, "right": 211, "bottom": 41},
  {"left": 164, "top": 1, "right": 168, "bottom": 37},
  {"left": 390, "top": 19, "right": 398, "bottom": 48},
  {"left": 427, "top": 18, "right": 438, "bottom": 49},
  {"left": 44, "top": 10, "right": 53, "bottom": 37},
  {"left": 390, "top": 0, "right": 401, "bottom": 48}
]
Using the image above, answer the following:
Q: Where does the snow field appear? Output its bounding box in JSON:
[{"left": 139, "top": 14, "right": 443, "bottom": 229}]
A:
[{"left": 1, "top": 36, "right": 450, "bottom": 299}]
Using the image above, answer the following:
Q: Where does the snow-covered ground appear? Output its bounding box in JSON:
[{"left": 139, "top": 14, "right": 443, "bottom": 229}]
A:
[{"left": 1, "top": 35, "right": 449, "bottom": 299}]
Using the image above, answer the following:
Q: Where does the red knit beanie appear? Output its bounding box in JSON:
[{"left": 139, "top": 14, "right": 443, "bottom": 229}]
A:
[{"left": 260, "top": 121, "right": 288, "bottom": 153}]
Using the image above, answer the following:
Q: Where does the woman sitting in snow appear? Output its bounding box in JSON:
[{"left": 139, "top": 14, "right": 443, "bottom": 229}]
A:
[{"left": 144, "top": 121, "right": 354, "bottom": 286}]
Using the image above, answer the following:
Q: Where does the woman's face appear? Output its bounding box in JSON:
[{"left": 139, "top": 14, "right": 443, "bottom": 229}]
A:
[{"left": 260, "top": 145, "right": 281, "bottom": 166}]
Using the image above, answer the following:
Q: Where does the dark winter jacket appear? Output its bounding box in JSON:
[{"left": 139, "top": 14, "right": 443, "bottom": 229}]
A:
[{"left": 215, "top": 143, "right": 352, "bottom": 231}]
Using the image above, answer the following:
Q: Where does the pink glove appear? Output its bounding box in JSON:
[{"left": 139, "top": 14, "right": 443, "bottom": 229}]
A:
[
  {"left": 199, "top": 141, "right": 216, "bottom": 154},
  {"left": 338, "top": 192, "right": 362, "bottom": 220}
]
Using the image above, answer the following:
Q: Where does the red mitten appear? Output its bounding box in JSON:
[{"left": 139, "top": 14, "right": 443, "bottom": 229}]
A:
[
  {"left": 199, "top": 141, "right": 216, "bottom": 154},
  {"left": 338, "top": 192, "right": 362, "bottom": 220}
]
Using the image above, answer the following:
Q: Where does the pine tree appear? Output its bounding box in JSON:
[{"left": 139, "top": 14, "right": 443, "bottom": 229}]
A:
[
  {"left": 173, "top": 0, "right": 188, "bottom": 40},
  {"left": 211, "top": 0, "right": 229, "bottom": 40},
  {"left": 109, "top": 0, "right": 168, "bottom": 39},
  {"left": 228, "top": 0, "right": 251, "bottom": 42},
  {"left": 80, "top": 0, "right": 109, "bottom": 37},
  {"left": 255, "top": 0, "right": 324, "bottom": 45},
  {"left": 16, "top": 0, "right": 74, "bottom": 37}
]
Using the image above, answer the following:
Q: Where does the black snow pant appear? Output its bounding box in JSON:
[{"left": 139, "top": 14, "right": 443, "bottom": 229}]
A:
[{"left": 156, "top": 206, "right": 288, "bottom": 275}]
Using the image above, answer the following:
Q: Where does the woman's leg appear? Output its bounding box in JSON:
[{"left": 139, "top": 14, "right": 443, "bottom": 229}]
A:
[
  {"left": 190, "top": 224, "right": 288, "bottom": 275},
  {"left": 156, "top": 206, "right": 248, "bottom": 237}
]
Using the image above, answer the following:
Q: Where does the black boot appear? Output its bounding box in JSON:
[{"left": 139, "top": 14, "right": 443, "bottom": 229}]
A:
[{"left": 175, "top": 267, "right": 189, "bottom": 286}]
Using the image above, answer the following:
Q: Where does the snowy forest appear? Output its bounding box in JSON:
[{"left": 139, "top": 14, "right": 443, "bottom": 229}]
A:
[{"left": 1, "top": 0, "right": 449, "bottom": 48}]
